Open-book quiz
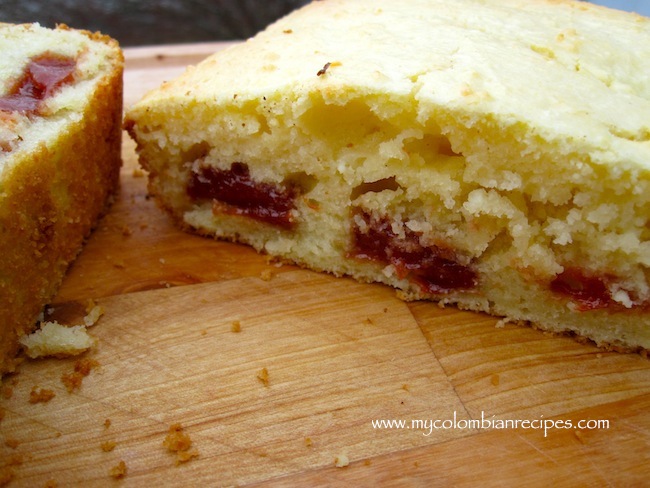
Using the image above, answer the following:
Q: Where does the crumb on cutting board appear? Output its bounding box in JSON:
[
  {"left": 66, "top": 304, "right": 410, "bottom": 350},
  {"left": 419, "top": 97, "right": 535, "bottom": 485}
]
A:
[
  {"left": 19, "top": 302, "right": 104, "bottom": 359},
  {"left": 334, "top": 453, "right": 350, "bottom": 468},
  {"left": 19, "top": 321, "right": 96, "bottom": 359},
  {"left": 61, "top": 358, "right": 100, "bottom": 393},
  {"left": 163, "top": 423, "right": 199, "bottom": 465},
  {"left": 29, "top": 386, "right": 55, "bottom": 404},
  {"left": 101, "top": 440, "right": 116, "bottom": 452},
  {"left": 256, "top": 367, "right": 269, "bottom": 387},
  {"left": 83, "top": 302, "right": 105, "bottom": 326}
]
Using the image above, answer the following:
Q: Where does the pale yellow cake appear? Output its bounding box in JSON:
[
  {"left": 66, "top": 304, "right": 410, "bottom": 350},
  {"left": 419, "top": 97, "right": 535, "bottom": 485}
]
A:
[
  {"left": 125, "top": 0, "right": 650, "bottom": 352},
  {"left": 0, "top": 23, "right": 123, "bottom": 374}
]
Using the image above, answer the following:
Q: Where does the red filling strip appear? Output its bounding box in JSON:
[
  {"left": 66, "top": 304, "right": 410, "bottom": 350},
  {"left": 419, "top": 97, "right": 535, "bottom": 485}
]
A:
[
  {"left": 0, "top": 53, "right": 76, "bottom": 114},
  {"left": 187, "top": 162, "right": 299, "bottom": 229},
  {"left": 350, "top": 211, "right": 477, "bottom": 294},
  {"left": 549, "top": 267, "right": 647, "bottom": 312}
]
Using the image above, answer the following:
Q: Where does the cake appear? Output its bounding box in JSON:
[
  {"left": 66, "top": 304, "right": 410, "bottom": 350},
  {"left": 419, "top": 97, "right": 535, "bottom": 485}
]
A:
[
  {"left": 125, "top": 0, "right": 650, "bottom": 352},
  {"left": 0, "top": 23, "right": 123, "bottom": 374}
]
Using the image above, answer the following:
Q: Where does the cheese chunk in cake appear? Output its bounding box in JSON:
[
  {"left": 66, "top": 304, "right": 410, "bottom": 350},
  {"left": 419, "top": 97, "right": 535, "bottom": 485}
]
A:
[
  {"left": 125, "top": 0, "right": 650, "bottom": 352},
  {"left": 0, "top": 23, "right": 123, "bottom": 374}
]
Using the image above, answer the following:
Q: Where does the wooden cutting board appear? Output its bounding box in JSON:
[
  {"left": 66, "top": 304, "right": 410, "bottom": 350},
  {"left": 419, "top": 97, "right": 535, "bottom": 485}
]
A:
[{"left": 1, "top": 42, "right": 649, "bottom": 487}]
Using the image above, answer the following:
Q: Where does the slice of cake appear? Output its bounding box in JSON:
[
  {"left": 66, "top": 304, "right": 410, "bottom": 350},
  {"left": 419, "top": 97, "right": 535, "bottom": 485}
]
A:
[
  {"left": 125, "top": 0, "right": 650, "bottom": 352},
  {"left": 0, "top": 23, "right": 123, "bottom": 374}
]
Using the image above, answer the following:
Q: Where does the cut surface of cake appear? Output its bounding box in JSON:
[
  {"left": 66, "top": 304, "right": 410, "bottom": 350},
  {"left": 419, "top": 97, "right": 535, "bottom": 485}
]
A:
[
  {"left": 0, "top": 23, "right": 123, "bottom": 374},
  {"left": 125, "top": 0, "right": 650, "bottom": 352}
]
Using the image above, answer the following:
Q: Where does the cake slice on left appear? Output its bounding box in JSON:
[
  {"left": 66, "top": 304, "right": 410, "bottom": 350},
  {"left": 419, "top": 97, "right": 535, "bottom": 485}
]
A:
[{"left": 0, "top": 23, "right": 123, "bottom": 374}]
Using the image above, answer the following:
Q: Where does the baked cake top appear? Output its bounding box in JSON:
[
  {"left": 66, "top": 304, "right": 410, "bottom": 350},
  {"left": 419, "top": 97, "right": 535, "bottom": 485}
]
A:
[{"left": 131, "top": 0, "right": 650, "bottom": 171}]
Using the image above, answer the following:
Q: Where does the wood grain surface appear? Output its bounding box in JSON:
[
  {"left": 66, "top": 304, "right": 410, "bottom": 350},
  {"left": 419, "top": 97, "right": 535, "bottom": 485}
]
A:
[{"left": 1, "top": 42, "right": 649, "bottom": 487}]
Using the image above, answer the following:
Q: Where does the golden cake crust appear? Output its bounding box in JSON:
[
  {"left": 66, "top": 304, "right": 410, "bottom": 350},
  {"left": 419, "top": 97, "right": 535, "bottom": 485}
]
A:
[{"left": 0, "top": 24, "right": 123, "bottom": 374}]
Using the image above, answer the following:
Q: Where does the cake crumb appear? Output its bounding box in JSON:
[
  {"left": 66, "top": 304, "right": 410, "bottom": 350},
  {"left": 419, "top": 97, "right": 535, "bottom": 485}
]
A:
[
  {"left": 334, "top": 453, "right": 349, "bottom": 468},
  {"left": 44, "top": 479, "right": 58, "bottom": 488},
  {"left": 176, "top": 449, "right": 200, "bottom": 464},
  {"left": 259, "top": 269, "right": 273, "bottom": 281},
  {"left": 75, "top": 357, "right": 99, "bottom": 376},
  {"left": 256, "top": 367, "right": 269, "bottom": 387},
  {"left": 101, "top": 440, "right": 116, "bottom": 452},
  {"left": 61, "top": 358, "right": 99, "bottom": 393},
  {"left": 163, "top": 424, "right": 191, "bottom": 451},
  {"left": 231, "top": 321, "right": 242, "bottom": 333},
  {"left": 495, "top": 318, "right": 512, "bottom": 329},
  {"left": 19, "top": 321, "right": 96, "bottom": 359},
  {"left": 163, "top": 423, "right": 199, "bottom": 465},
  {"left": 83, "top": 302, "right": 105, "bottom": 326},
  {"left": 401, "top": 384, "right": 409, "bottom": 392},
  {"left": 104, "top": 418, "right": 112, "bottom": 429},
  {"left": 109, "top": 460, "right": 127, "bottom": 479},
  {"left": 304, "top": 437, "right": 313, "bottom": 448},
  {"left": 29, "top": 386, "right": 55, "bottom": 404},
  {"left": 490, "top": 374, "right": 500, "bottom": 386},
  {"left": 265, "top": 255, "right": 284, "bottom": 268}
]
